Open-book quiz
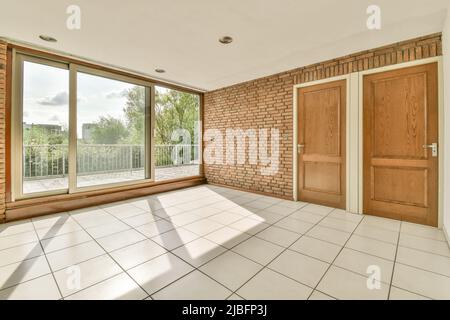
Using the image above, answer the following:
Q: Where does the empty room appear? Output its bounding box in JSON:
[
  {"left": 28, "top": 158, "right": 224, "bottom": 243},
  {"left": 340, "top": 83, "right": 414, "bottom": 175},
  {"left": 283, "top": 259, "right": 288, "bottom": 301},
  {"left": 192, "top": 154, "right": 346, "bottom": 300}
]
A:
[{"left": 1, "top": 0, "right": 450, "bottom": 305}]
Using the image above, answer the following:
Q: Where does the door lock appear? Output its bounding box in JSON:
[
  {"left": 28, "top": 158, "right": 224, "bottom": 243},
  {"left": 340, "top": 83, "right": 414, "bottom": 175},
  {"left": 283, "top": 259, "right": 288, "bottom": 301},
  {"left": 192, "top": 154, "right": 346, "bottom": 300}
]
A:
[
  {"left": 423, "top": 143, "right": 438, "bottom": 157},
  {"left": 297, "top": 144, "right": 305, "bottom": 154}
]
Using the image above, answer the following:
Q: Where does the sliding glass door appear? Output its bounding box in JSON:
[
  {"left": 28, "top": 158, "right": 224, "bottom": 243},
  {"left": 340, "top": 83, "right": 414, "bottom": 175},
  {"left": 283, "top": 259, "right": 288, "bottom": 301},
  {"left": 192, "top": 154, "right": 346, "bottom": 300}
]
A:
[
  {"left": 12, "top": 53, "right": 201, "bottom": 200},
  {"left": 76, "top": 71, "right": 148, "bottom": 188},
  {"left": 20, "top": 58, "right": 69, "bottom": 195}
]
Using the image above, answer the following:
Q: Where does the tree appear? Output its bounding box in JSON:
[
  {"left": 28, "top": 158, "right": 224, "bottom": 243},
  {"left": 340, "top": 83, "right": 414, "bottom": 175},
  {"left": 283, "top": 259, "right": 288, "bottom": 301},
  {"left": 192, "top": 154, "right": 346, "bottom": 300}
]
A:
[
  {"left": 154, "top": 89, "right": 199, "bottom": 145},
  {"left": 91, "top": 116, "right": 128, "bottom": 144},
  {"left": 123, "top": 86, "right": 145, "bottom": 145}
]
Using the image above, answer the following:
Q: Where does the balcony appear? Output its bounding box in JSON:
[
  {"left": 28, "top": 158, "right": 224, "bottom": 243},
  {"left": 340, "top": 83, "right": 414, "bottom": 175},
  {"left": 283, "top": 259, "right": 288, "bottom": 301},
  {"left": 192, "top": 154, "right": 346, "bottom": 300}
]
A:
[{"left": 23, "top": 144, "right": 200, "bottom": 194}]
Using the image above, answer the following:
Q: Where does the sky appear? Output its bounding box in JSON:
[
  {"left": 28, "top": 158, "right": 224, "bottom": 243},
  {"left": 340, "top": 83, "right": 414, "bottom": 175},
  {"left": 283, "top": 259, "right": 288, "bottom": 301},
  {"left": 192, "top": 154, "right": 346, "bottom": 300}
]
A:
[{"left": 23, "top": 61, "right": 143, "bottom": 139}]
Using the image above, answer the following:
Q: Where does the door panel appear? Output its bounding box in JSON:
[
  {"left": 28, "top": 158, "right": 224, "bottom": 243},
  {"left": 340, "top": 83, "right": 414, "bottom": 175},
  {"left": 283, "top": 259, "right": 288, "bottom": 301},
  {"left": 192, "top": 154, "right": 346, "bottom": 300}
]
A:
[
  {"left": 297, "top": 80, "right": 346, "bottom": 209},
  {"left": 363, "top": 63, "right": 438, "bottom": 226}
]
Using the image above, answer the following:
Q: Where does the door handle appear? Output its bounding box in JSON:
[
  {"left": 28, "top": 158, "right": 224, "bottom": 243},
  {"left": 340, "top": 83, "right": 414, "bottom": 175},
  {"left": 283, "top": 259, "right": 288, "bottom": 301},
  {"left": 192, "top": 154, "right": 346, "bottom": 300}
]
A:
[
  {"left": 297, "top": 144, "right": 305, "bottom": 154},
  {"left": 423, "top": 143, "right": 438, "bottom": 157}
]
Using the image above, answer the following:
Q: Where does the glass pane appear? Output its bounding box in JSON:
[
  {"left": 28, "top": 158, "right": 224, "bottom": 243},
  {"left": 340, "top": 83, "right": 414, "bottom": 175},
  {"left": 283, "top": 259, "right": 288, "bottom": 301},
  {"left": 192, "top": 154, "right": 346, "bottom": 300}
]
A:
[
  {"left": 155, "top": 86, "right": 200, "bottom": 181},
  {"left": 77, "top": 72, "right": 146, "bottom": 188},
  {"left": 22, "top": 61, "right": 69, "bottom": 194}
]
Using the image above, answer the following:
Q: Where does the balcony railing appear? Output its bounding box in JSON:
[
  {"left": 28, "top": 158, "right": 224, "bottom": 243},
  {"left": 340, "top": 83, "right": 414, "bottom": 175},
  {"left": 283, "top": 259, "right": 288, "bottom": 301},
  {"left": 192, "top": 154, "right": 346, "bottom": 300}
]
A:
[{"left": 23, "top": 144, "right": 199, "bottom": 180}]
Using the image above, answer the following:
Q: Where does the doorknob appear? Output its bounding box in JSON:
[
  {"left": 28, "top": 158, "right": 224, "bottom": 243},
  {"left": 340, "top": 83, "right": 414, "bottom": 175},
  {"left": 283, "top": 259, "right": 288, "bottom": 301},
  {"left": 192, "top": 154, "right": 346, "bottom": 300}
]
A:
[
  {"left": 297, "top": 144, "right": 305, "bottom": 154},
  {"left": 423, "top": 143, "right": 438, "bottom": 157}
]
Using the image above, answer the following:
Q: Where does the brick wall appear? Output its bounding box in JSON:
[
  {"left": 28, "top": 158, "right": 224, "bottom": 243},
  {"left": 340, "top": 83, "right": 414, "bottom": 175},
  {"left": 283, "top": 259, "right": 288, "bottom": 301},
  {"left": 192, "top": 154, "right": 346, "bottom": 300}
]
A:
[
  {"left": 203, "top": 33, "right": 442, "bottom": 199},
  {"left": 0, "top": 40, "right": 6, "bottom": 220}
]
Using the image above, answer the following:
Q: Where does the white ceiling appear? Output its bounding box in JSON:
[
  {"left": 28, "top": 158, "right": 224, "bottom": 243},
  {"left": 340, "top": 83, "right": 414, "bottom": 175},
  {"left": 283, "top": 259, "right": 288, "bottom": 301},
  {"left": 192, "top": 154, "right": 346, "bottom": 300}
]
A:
[{"left": 1, "top": 0, "right": 448, "bottom": 91}]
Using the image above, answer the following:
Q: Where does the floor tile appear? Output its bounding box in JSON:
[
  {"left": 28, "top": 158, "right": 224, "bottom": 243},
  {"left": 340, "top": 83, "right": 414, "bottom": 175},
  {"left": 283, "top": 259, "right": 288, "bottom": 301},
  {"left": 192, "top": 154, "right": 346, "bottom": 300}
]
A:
[
  {"left": 200, "top": 251, "right": 263, "bottom": 290},
  {"left": 392, "top": 263, "right": 450, "bottom": 300},
  {"left": 399, "top": 233, "right": 450, "bottom": 257},
  {"left": 333, "top": 248, "right": 394, "bottom": 284},
  {"left": 0, "top": 220, "right": 35, "bottom": 238},
  {"left": 54, "top": 254, "right": 122, "bottom": 297},
  {"left": 72, "top": 212, "right": 118, "bottom": 229},
  {"left": 360, "top": 216, "right": 401, "bottom": 232},
  {"left": 0, "top": 274, "right": 61, "bottom": 300},
  {"left": 274, "top": 217, "right": 314, "bottom": 234},
  {"left": 0, "top": 242, "right": 43, "bottom": 267},
  {"left": 204, "top": 227, "right": 251, "bottom": 249},
  {"left": 187, "top": 206, "right": 224, "bottom": 218},
  {"left": 102, "top": 203, "right": 146, "bottom": 220},
  {"left": 255, "top": 226, "right": 299, "bottom": 247},
  {"left": 183, "top": 219, "right": 223, "bottom": 236},
  {"left": 268, "top": 250, "right": 329, "bottom": 287},
  {"left": 85, "top": 221, "right": 130, "bottom": 239},
  {"left": 345, "top": 234, "right": 397, "bottom": 261},
  {"left": 32, "top": 213, "right": 74, "bottom": 230},
  {"left": 318, "top": 216, "right": 358, "bottom": 233},
  {"left": 0, "top": 231, "right": 38, "bottom": 251},
  {"left": 353, "top": 224, "right": 399, "bottom": 244},
  {"left": 250, "top": 210, "right": 284, "bottom": 224},
  {"left": 300, "top": 204, "right": 334, "bottom": 216},
  {"left": 65, "top": 273, "right": 147, "bottom": 300},
  {"left": 306, "top": 225, "right": 351, "bottom": 246},
  {"left": 328, "top": 210, "right": 363, "bottom": 223},
  {"left": 308, "top": 290, "right": 336, "bottom": 300},
  {"left": 289, "top": 210, "right": 323, "bottom": 224},
  {"left": 229, "top": 218, "right": 270, "bottom": 235},
  {"left": 244, "top": 200, "right": 274, "bottom": 210},
  {"left": 0, "top": 255, "right": 51, "bottom": 290},
  {"left": 317, "top": 266, "right": 389, "bottom": 300},
  {"left": 122, "top": 212, "right": 160, "bottom": 228},
  {"left": 209, "top": 212, "right": 243, "bottom": 225},
  {"left": 128, "top": 253, "right": 194, "bottom": 295},
  {"left": 232, "top": 237, "right": 284, "bottom": 265},
  {"left": 263, "top": 204, "right": 297, "bottom": 216},
  {"left": 400, "top": 222, "right": 447, "bottom": 242},
  {"left": 237, "top": 268, "right": 312, "bottom": 300},
  {"left": 46, "top": 241, "right": 105, "bottom": 271},
  {"left": 151, "top": 228, "right": 199, "bottom": 250},
  {"left": 135, "top": 220, "right": 175, "bottom": 238},
  {"left": 165, "top": 212, "right": 203, "bottom": 227},
  {"left": 97, "top": 229, "right": 146, "bottom": 252},
  {"left": 227, "top": 294, "right": 244, "bottom": 300},
  {"left": 389, "top": 286, "right": 431, "bottom": 300},
  {"left": 152, "top": 270, "right": 232, "bottom": 300},
  {"left": 172, "top": 238, "right": 226, "bottom": 267},
  {"left": 36, "top": 222, "right": 83, "bottom": 240},
  {"left": 110, "top": 240, "right": 166, "bottom": 270},
  {"left": 290, "top": 236, "right": 342, "bottom": 263},
  {"left": 396, "top": 246, "right": 450, "bottom": 277}
]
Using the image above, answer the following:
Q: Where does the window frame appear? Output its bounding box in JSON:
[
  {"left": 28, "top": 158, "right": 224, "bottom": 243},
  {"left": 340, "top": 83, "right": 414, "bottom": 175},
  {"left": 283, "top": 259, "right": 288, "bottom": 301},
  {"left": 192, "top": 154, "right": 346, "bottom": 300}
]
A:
[{"left": 11, "top": 51, "right": 198, "bottom": 200}]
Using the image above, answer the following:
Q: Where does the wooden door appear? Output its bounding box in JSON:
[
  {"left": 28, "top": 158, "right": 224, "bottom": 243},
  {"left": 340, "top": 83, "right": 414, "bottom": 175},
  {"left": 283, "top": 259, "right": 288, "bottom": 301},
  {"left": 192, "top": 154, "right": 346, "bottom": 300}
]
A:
[
  {"left": 363, "top": 63, "right": 438, "bottom": 226},
  {"left": 297, "top": 80, "right": 346, "bottom": 209}
]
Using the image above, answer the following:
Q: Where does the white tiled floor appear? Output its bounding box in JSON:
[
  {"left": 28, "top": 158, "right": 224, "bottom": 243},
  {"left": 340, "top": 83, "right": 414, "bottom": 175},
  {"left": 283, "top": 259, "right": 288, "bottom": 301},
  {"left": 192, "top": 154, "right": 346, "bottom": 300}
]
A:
[{"left": 0, "top": 185, "right": 450, "bottom": 300}]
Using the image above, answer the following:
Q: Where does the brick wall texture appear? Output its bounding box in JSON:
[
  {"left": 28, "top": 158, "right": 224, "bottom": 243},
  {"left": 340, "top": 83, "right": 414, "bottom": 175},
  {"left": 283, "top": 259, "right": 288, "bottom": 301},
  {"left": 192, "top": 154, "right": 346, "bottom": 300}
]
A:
[
  {"left": 203, "top": 33, "right": 442, "bottom": 199},
  {"left": 0, "top": 40, "right": 6, "bottom": 220}
]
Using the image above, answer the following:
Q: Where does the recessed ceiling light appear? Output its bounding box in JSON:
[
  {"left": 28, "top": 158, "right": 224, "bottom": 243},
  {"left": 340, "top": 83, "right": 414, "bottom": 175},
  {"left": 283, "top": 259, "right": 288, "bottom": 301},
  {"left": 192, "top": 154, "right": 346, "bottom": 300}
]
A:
[
  {"left": 39, "top": 35, "right": 57, "bottom": 42},
  {"left": 155, "top": 68, "right": 166, "bottom": 73},
  {"left": 219, "top": 36, "right": 233, "bottom": 44}
]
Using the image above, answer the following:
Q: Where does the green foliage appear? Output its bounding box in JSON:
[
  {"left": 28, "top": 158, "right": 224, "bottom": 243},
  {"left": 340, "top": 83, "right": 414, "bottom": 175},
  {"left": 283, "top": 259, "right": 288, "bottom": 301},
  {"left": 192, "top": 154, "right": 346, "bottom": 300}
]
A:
[
  {"left": 23, "top": 125, "right": 67, "bottom": 145},
  {"left": 123, "top": 86, "right": 145, "bottom": 145},
  {"left": 90, "top": 116, "right": 129, "bottom": 144},
  {"left": 155, "top": 88, "right": 199, "bottom": 145}
]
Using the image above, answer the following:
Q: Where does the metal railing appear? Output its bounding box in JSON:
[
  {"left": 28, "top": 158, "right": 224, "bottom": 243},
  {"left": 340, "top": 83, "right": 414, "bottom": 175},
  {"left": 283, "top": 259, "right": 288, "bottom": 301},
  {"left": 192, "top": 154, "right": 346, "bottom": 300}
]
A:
[{"left": 23, "top": 144, "right": 199, "bottom": 180}]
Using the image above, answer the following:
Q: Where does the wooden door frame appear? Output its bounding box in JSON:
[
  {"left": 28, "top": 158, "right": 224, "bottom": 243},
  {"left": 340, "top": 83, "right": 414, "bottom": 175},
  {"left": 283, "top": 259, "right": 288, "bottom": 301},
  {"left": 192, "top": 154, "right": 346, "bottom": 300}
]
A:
[
  {"left": 358, "top": 57, "right": 444, "bottom": 228},
  {"left": 293, "top": 74, "right": 352, "bottom": 211}
]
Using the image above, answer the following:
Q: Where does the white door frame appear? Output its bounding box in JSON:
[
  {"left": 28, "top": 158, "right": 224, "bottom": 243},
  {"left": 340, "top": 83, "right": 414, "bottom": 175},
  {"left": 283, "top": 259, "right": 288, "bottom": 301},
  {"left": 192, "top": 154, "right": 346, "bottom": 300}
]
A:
[{"left": 293, "top": 56, "right": 444, "bottom": 226}]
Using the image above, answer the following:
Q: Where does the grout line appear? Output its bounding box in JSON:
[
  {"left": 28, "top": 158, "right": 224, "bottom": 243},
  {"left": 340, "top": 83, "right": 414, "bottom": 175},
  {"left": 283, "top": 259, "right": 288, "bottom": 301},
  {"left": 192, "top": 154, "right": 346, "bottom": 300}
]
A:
[
  {"left": 305, "top": 213, "right": 366, "bottom": 300},
  {"left": 387, "top": 222, "right": 402, "bottom": 300},
  {"left": 30, "top": 221, "right": 65, "bottom": 299}
]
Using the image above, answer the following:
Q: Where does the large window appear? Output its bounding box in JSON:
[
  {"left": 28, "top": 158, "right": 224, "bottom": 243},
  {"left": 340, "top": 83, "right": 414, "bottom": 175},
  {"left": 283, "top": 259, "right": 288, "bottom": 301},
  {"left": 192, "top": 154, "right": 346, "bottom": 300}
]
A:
[
  {"left": 155, "top": 86, "right": 201, "bottom": 181},
  {"left": 13, "top": 53, "right": 201, "bottom": 199},
  {"left": 76, "top": 71, "right": 147, "bottom": 188},
  {"left": 21, "top": 60, "right": 69, "bottom": 195}
]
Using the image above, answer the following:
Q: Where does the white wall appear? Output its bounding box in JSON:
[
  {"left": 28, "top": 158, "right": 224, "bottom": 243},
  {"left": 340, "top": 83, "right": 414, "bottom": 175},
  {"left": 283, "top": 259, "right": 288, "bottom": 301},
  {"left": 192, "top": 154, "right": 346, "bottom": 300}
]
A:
[{"left": 443, "top": 6, "right": 450, "bottom": 244}]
